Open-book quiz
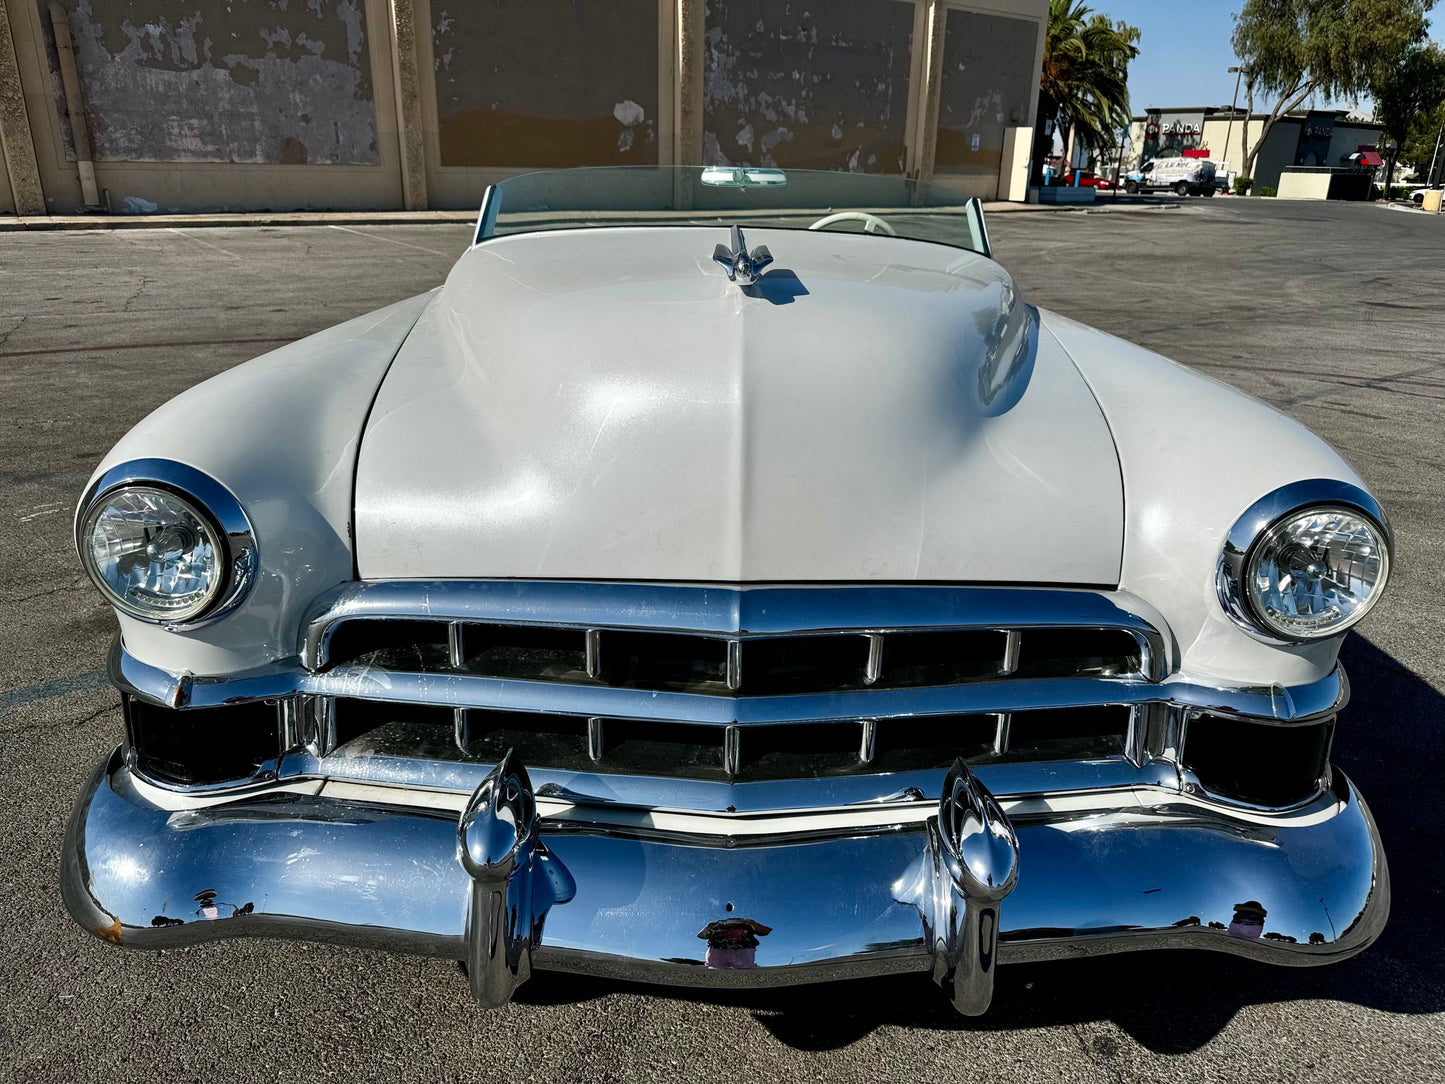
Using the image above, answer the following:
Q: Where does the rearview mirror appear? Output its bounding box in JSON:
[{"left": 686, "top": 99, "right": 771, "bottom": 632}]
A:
[{"left": 701, "top": 167, "right": 788, "bottom": 188}]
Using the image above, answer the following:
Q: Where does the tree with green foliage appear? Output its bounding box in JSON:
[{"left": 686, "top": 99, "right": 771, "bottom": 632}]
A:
[
  {"left": 1032, "top": 0, "right": 1140, "bottom": 185},
  {"left": 1375, "top": 44, "right": 1445, "bottom": 190},
  {"left": 1404, "top": 99, "right": 1445, "bottom": 185},
  {"left": 1231, "top": 0, "right": 1432, "bottom": 182}
]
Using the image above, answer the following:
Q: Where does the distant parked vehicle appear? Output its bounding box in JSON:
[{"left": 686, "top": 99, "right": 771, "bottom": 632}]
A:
[
  {"left": 1124, "top": 157, "right": 1217, "bottom": 196},
  {"left": 1061, "top": 170, "right": 1115, "bottom": 191},
  {"left": 1409, "top": 186, "right": 1440, "bottom": 206}
]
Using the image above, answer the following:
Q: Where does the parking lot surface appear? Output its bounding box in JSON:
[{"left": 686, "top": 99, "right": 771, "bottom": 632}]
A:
[{"left": 3, "top": 200, "right": 1443, "bottom": 1083}]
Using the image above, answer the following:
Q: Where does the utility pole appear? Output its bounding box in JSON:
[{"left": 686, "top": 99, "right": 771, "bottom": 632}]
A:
[
  {"left": 1224, "top": 66, "right": 1244, "bottom": 187},
  {"left": 1114, "top": 128, "right": 1127, "bottom": 202},
  {"left": 1430, "top": 118, "right": 1444, "bottom": 190}
]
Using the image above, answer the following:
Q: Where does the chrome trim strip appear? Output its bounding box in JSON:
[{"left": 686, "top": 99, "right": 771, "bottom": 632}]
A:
[
  {"left": 62, "top": 759, "right": 1390, "bottom": 989},
  {"left": 111, "top": 641, "right": 1347, "bottom": 728},
  {"left": 76, "top": 458, "right": 258, "bottom": 629},
  {"left": 279, "top": 750, "right": 1178, "bottom": 814},
  {"left": 299, "top": 581, "right": 1175, "bottom": 679},
  {"left": 1216, "top": 479, "right": 1393, "bottom": 645}
]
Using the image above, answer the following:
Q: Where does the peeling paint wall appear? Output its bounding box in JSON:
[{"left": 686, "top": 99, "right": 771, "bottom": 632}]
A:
[
  {"left": 934, "top": 10, "right": 1036, "bottom": 190},
  {"left": 432, "top": 0, "right": 658, "bottom": 169},
  {"left": 702, "top": 0, "right": 913, "bottom": 173},
  {"left": 39, "top": 0, "right": 378, "bottom": 164}
]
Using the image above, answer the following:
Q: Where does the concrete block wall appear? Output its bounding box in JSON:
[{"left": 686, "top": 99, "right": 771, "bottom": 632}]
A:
[{"left": 0, "top": 0, "right": 1046, "bottom": 213}]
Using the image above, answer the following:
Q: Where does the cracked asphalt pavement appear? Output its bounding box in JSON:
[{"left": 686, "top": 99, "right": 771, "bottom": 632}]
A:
[{"left": 2, "top": 202, "right": 1443, "bottom": 1082}]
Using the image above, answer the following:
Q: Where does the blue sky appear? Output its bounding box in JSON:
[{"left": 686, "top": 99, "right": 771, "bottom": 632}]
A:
[{"left": 1101, "top": 0, "right": 1437, "bottom": 116}]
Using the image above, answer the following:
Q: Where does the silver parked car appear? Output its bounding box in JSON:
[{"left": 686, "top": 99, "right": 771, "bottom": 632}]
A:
[{"left": 63, "top": 166, "right": 1391, "bottom": 1015}]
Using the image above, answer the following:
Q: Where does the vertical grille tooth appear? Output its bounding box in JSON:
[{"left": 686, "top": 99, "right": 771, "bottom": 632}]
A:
[
  {"left": 1002, "top": 630, "right": 1021, "bottom": 675},
  {"left": 454, "top": 707, "right": 469, "bottom": 754},
  {"left": 864, "top": 633, "right": 884, "bottom": 685},
  {"left": 585, "top": 629, "right": 602, "bottom": 679},
  {"left": 992, "top": 712, "right": 1011, "bottom": 756},
  {"left": 723, "top": 725, "right": 741, "bottom": 777},
  {"left": 859, "top": 718, "right": 878, "bottom": 764},
  {"left": 448, "top": 622, "right": 466, "bottom": 668},
  {"left": 726, "top": 640, "right": 742, "bottom": 691}
]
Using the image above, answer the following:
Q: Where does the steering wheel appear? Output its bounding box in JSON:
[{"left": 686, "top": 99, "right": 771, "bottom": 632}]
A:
[{"left": 807, "top": 211, "right": 897, "bottom": 236}]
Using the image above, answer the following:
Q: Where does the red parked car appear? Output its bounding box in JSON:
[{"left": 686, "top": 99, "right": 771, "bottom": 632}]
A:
[{"left": 1060, "top": 169, "right": 1115, "bottom": 190}]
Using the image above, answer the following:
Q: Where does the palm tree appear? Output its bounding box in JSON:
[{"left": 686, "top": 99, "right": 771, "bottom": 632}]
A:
[{"left": 1033, "top": 0, "right": 1140, "bottom": 185}]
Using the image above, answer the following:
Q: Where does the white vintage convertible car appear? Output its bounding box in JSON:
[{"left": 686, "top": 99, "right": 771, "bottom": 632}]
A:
[{"left": 62, "top": 166, "right": 1392, "bottom": 1014}]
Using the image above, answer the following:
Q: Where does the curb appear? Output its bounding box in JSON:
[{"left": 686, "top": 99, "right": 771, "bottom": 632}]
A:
[{"left": 0, "top": 210, "right": 480, "bottom": 232}]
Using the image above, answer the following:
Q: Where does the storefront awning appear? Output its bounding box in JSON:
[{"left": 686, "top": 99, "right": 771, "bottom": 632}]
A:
[{"left": 1352, "top": 150, "right": 1384, "bottom": 167}]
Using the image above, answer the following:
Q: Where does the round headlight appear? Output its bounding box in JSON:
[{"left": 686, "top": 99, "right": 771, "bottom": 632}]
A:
[
  {"left": 1243, "top": 507, "right": 1389, "bottom": 639},
  {"left": 81, "top": 485, "right": 227, "bottom": 622}
]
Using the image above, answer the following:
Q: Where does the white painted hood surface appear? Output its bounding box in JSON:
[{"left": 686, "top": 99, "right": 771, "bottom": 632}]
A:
[{"left": 354, "top": 227, "right": 1124, "bottom": 584}]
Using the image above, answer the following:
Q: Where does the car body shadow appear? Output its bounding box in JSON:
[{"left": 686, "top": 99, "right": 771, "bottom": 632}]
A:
[
  {"left": 516, "top": 632, "right": 1442, "bottom": 1053},
  {"left": 740, "top": 268, "right": 808, "bottom": 305}
]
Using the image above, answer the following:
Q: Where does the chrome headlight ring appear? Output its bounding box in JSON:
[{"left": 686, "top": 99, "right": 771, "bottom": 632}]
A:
[
  {"left": 1217, "top": 479, "right": 1392, "bottom": 644},
  {"left": 75, "top": 459, "right": 258, "bottom": 628}
]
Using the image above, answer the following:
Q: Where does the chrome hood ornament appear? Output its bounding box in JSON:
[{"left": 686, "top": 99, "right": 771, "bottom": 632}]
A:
[{"left": 712, "top": 225, "right": 773, "bottom": 285}]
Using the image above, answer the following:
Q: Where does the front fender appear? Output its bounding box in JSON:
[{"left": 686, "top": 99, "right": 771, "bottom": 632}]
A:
[
  {"left": 83, "top": 292, "right": 436, "bottom": 677},
  {"left": 1044, "top": 310, "right": 1372, "bottom": 688}
]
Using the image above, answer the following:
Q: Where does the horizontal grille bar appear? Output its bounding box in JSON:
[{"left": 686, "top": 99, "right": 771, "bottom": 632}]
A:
[{"left": 306, "top": 667, "right": 1160, "bottom": 725}]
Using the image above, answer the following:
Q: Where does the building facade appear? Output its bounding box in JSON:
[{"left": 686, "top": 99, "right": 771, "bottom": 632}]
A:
[
  {"left": 1124, "top": 106, "right": 1384, "bottom": 191},
  {"left": 0, "top": 0, "right": 1046, "bottom": 215}
]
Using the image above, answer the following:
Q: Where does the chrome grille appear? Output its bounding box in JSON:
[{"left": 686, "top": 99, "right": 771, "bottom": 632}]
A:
[{"left": 283, "top": 582, "right": 1169, "bottom": 791}]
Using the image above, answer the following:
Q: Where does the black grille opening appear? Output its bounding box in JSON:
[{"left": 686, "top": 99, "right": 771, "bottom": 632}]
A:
[
  {"left": 871, "top": 714, "right": 997, "bottom": 772},
  {"left": 878, "top": 630, "right": 1009, "bottom": 687},
  {"left": 600, "top": 632, "right": 727, "bottom": 693},
  {"left": 599, "top": 719, "right": 729, "bottom": 778},
  {"left": 741, "top": 636, "right": 869, "bottom": 695},
  {"left": 463, "top": 709, "right": 589, "bottom": 765},
  {"left": 125, "top": 694, "right": 280, "bottom": 786},
  {"left": 462, "top": 624, "right": 589, "bottom": 681},
  {"left": 1183, "top": 714, "right": 1332, "bottom": 807},
  {"left": 1013, "top": 629, "right": 1142, "bottom": 679},
  {"left": 735, "top": 722, "right": 862, "bottom": 779},
  {"left": 331, "top": 698, "right": 453, "bottom": 751},
  {"left": 1005, "top": 706, "right": 1130, "bottom": 761},
  {"left": 326, "top": 619, "right": 451, "bottom": 672}
]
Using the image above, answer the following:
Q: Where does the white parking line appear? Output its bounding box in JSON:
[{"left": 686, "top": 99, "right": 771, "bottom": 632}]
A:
[{"left": 327, "top": 223, "right": 456, "bottom": 257}]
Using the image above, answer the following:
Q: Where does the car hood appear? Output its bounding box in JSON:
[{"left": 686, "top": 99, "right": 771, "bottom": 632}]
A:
[{"left": 354, "top": 227, "right": 1123, "bottom": 583}]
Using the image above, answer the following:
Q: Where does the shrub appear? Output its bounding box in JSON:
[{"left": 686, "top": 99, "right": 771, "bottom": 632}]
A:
[
  {"left": 1260, "top": 185, "right": 1277, "bottom": 197},
  {"left": 1233, "top": 176, "right": 1254, "bottom": 195}
]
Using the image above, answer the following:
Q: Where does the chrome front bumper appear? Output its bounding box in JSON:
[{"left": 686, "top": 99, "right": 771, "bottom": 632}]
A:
[{"left": 63, "top": 748, "right": 1389, "bottom": 1014}]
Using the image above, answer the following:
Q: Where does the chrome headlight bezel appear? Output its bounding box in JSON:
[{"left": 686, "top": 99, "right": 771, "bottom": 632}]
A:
[
  {"left": 1217, "top": 479, "right": 1392, "bottom": 644},
  {"left": 76, "top": 459, "right": 258, "bottom": 628}
]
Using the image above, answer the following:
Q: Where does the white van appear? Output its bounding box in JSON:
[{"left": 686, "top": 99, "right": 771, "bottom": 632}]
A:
[{"left": 1124, "top": 157, "right": 1218, "bottom": 196}]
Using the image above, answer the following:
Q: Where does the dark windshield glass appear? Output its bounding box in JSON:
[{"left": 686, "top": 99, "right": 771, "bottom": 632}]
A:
[{"left": 479, "top": 166, "right": 990, "bottom": 256}]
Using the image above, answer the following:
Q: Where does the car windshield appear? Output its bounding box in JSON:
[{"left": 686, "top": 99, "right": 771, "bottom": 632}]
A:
[{"left": 477, "top": 166, "right": 991, "bottom": 256}]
